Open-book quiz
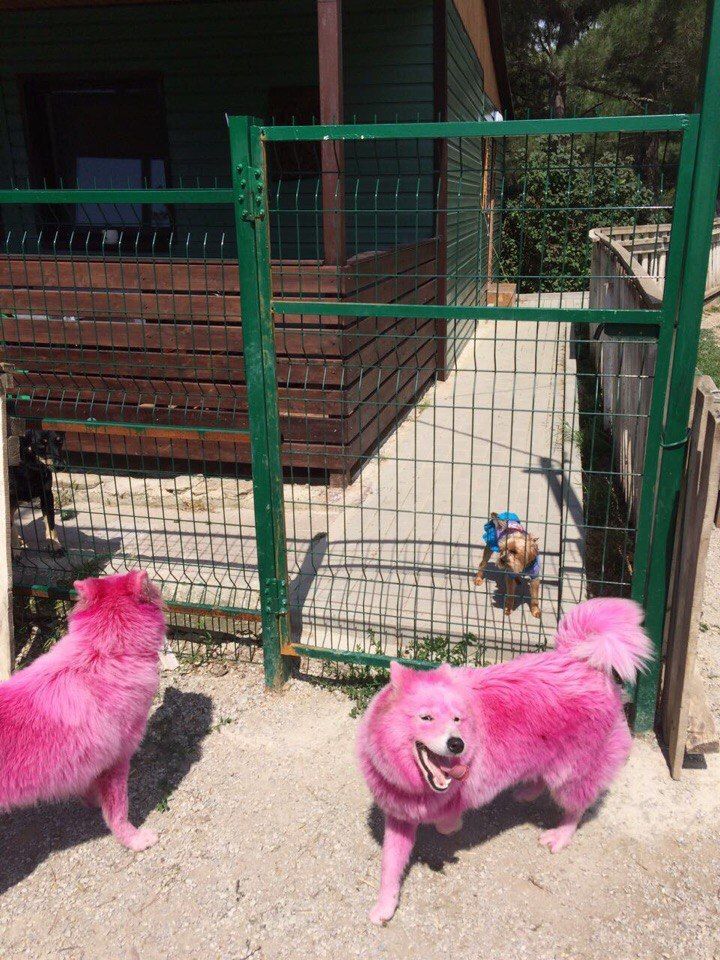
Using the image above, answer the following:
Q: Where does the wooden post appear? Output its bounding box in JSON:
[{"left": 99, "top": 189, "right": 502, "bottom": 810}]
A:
[
  {"left": 0, "top": 367, "right": 15, "bottom": 680},
  {"left": 660, "top": 377, "right": 720, "bottom": 777},
  {"left": 317, "top": 0, "right": 345, "bottom": 266}
]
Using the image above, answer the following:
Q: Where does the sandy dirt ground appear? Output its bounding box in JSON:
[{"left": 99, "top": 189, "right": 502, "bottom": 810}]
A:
[{"left": 1, "top": 530, "right": 719, "bottom": 960}]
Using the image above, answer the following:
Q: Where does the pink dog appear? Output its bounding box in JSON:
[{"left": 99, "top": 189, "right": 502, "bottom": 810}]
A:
[
  {"left": 0, "top": 570, "right": 166, "bottom": 851},
  {"left": 357, "top": 597, "right": 651, "bottom": 923}
]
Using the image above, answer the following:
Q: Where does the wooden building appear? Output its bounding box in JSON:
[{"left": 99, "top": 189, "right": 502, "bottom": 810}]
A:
[{"left": 0, "top": 0, "right": 512, "bottom": 482}]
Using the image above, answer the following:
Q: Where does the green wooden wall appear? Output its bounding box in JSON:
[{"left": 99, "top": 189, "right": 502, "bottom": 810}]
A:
[
  {"left": 344, "top": 0, "right": 436, "bottom": 254},
  {"left": 0, "top": 0, "right": 498, "bottom": 275},
  {"left": 0, "top": 0, "right": 437, "bottom": 258},
  {"left": 444, "top": 0, "right": 498, "bottom": 370},
  {"left": 0, "top": 1, "right": 318, "bottom": 187}
]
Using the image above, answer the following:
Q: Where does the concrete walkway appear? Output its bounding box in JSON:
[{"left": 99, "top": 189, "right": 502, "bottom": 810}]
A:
[{"left": 285, "top": 306, "right": 585, "bottom": 661}]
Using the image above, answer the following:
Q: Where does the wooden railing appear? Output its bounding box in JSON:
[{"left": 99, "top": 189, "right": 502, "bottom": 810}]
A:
[
  {"left": 587, "top": 216, "right": 720, "bottom": 518},
  {"left": 590, "top": 217, "right": 720, "bottom": 306}
]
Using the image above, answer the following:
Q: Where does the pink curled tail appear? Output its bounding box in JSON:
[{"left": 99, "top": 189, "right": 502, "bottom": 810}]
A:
[{"left": 555, "top": 598, "right": 653, "bottom": 683}]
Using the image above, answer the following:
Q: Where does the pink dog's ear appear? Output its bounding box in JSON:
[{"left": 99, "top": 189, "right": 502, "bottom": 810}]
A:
[
  {"left": 435, "top": 663, "right": 453, "bottom": 680},
  {"left": 390, "top": 660, "right": 416, "bottom": 690},
  {"left": 128, "top": 569, "right": 150, "bottom": 597},
  {"left": 74, "top": 577, "right": 99, "bottom": 602}
]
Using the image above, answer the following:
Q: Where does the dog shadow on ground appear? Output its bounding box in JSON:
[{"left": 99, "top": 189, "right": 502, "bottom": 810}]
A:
[
  {"left": 0, "top": 687, "right": 213, "bottom": 896},
  {"left": 368, "top": 789, "right": 603, "bottom": 874}
]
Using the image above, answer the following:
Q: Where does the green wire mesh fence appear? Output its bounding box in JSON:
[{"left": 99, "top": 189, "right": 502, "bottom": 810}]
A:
[
  {"left": 0, "top": 116, "right": 692, "bottom": 688},
  {"left": 1, "top": 190, "right": 267, "bottom": 662},
  {"left": 265, "top": 124, "right": 681, "bottom": 666}
]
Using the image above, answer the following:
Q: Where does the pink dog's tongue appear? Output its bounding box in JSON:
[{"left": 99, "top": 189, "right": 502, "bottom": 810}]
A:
[{"left": 446, "top": 764, "right": 468, "bottom": 781}]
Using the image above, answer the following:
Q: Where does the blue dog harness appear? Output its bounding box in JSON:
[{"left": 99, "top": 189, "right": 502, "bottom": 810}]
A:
[{"left": 482, "top": 512, "right": 541, "bottom": 581}]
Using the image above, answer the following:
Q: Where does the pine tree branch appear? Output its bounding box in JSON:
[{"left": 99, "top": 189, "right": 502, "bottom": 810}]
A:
[{"left": 570, "top": 80, "right": 655, "bottom": 108}]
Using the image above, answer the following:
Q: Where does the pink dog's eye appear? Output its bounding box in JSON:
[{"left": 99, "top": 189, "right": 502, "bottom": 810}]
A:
[
  {"left": 454, "top": 716, "right": 461, "bottom": 722},
  {"left": 420, "top": 714, "right": 433, "bottom": 722}
]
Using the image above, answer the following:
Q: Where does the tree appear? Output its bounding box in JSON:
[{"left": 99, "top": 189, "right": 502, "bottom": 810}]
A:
[
  {"left": 499, "top": 0, "right": 704, "bottom": 117},
  {"left": 566, "top": 0, "right": 704, "bottom": 114},
  {"left": 499, "top": 0, "right": 615, "bottom": 117}
]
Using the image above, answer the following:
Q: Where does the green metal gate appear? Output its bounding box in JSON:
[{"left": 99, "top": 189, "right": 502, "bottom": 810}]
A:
[
  {"left": 1, "top": 3, "right": 718, "bottom": 732},
  {"left": 228, "top": 0, "right": 720, "bottom": 730}
]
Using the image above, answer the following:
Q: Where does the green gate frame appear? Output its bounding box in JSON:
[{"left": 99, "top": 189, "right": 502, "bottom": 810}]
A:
[
  {"left": 230, "top": 0, "right": 720, "bottom": 730},
  {"left": 0, "top": 2, "right": 717, "bottom": 729}
]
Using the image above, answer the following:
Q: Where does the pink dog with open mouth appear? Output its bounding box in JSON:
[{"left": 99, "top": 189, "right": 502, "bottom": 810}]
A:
[
  {"left": 0, "top": 570, "right": 167, "bottom": 851},
  {"left": 357, "top": 597, "right": 651, "bottom": 924}
]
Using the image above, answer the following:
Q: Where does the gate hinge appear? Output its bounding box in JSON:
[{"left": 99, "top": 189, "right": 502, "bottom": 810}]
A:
[
  {"left": 262, "top": 577, "right": 288, "bottom": 615},
  {"left": 237, "top": 165, "right": 266, "bottom": 221}
]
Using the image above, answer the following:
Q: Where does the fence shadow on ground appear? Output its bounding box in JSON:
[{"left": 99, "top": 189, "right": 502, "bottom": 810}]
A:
[{"left": 0, "top": 688, "right": 213, "bottom": 896}]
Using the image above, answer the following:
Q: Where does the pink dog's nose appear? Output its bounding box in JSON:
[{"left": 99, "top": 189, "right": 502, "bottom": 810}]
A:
[{"left": 447, "top": 736, "right": 465, "bottom": 755}]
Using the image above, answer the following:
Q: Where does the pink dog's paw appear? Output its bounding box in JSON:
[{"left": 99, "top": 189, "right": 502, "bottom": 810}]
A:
[
  {"left": 125, "top": 828, "right": 159, "bottom": 852},
  {"left": 369, "top": 898, "right": 397, "bottom": 925},
  {"left": 539, "top": 822, "right": 577, "bottom": 853}
]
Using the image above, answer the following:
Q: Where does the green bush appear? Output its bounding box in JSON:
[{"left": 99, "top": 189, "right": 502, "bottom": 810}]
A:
[{"left": 498, "top": 138, "right": 654, "bottom": 293}]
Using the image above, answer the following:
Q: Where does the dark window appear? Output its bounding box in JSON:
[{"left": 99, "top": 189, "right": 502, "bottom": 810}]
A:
[{"left": 21, "top": 74, "right": 171, "bottom": 250}]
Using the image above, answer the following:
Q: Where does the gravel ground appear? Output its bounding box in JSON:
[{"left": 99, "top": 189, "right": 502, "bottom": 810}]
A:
[{"left": 2, "top": 538, "right": 720, "bottom": 960}]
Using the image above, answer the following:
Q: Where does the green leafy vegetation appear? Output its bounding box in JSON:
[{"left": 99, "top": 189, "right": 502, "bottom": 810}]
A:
[
  {"left": 696, "top": 329, "right": 720, "bottom": 384},
  {"left": 499, "top": 139, "right": 653, "bottom": 293},
  {"left": 315, "top": 631, "right": 482, "bottom": 718},
  {"left": 499, "top": 0, "right": 703, "bottom": 119}
]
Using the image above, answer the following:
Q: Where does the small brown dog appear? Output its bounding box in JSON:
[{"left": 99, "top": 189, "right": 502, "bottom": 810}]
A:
[{"left": 474, "top": 512, "right": 541, "bottom": 617}]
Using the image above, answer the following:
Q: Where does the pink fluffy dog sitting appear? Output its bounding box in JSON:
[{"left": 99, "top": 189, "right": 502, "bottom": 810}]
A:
[
  {"left": 0, "top": 570, "right": 167, "bottom": 851},
  {"left": 357, "top": 597, "right": 651, "bottom": 924}
]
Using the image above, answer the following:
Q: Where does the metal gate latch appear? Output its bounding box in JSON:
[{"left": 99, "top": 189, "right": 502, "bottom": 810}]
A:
[
  {"left": 263, "top": 577, "right": 288, "bottom": 615},
  {"left": 236, "top": 165, "right": 266, "bottom": 221}
]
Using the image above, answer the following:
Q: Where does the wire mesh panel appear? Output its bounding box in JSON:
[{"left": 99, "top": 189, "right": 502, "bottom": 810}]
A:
[
  {"left": 263, "top": 117, "right": 688, "bottom": 667},
  {"left": 0, "top": 112, "right": 698, "bottom": 699},
  {"left": 0, "top": 188, "right": 267, "bottom": 653}
]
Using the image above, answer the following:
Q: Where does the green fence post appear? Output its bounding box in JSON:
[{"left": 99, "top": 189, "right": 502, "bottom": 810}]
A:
[
  {"left": 629, "top": 117, "right": 699, "bottom": 723},
  {"left": 633, "top": 0, "right": 720, "bottom": 729},
  {"left": 228, "top": 115, "right": 293, "bottom": 688}
]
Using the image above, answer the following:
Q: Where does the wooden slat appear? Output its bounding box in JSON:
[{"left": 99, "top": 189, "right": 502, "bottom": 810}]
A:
[
  {"left": 0, "top": 243, "right": 436, "bottom": 298},
  {"left": 2, "top": 316, "right": 241, "bottom": 352},
  {"left": 33, "top": 400, "right": 344, "bottom": 443},
  {"left": 685, "top": 669, "right": 720, "bottom": 755},
  {"left": 15, "top": 372, "right": 344, "bottom": 411},
  {"left": 0, "top": 287, "right": 244, "bottom": 322},
  {"left": 339, "top": 239, "right": 439, "bottom": 288},
  {"left": 661, "top": 377, "right": 720, "bottom": 778},
  {"left": 9, "top": 351, "right": 345, "bottom": 388},
  {"left": 0, "top": 255, "right": 341, "bottom": 297},
  {"left": 0, "top": 316, "right": 342, "bottom": 357},
  {"left": 63, "top": 432, "right": 349, "bottom": 473}
]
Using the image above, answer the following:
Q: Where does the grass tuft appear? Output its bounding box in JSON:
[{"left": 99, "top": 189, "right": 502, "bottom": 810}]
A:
[
  {"left": 696, "top": 328, "right": 720, "bottom": 384},
  {"left": 314, "top": 631, "right": 483, "bottom": 717}
]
